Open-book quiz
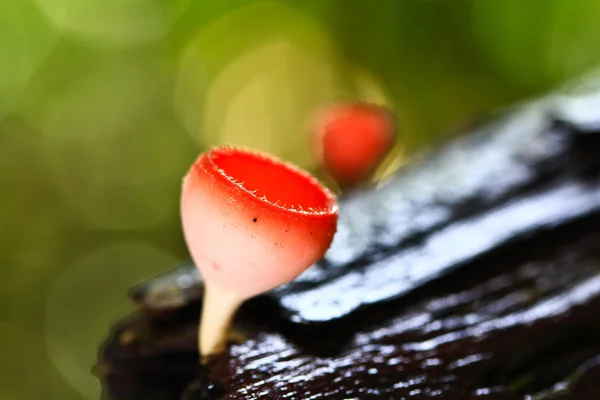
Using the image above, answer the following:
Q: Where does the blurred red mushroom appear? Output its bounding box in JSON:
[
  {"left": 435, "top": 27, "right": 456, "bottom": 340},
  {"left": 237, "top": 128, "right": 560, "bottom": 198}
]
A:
[
  {"left": 313, "top": 103, "right": 397, "bottom": 188},
  {"left": 181, "top": 146, "right": 338, "bottom": 357}
]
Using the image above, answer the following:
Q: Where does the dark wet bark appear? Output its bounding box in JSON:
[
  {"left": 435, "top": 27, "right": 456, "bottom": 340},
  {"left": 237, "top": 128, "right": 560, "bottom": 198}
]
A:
[{"left": 97, "top": 92, "right": 600, "bottom": 399}]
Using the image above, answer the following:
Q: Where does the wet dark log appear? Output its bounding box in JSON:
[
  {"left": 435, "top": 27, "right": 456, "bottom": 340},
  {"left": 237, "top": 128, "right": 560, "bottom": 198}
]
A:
[{"left": 97, "top": 91, "right": 600, "bottom": 399}]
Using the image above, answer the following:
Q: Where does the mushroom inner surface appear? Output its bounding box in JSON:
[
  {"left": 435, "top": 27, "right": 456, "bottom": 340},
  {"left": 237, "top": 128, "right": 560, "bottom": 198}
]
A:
[{"left": 211, "top": 149, "right": 333, "bottom": 212}]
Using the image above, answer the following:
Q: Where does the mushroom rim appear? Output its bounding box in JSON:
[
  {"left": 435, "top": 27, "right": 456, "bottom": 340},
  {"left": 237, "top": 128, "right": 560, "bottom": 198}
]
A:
[{"left": 192, "top": 146, "right": 339, "bottom": 219}]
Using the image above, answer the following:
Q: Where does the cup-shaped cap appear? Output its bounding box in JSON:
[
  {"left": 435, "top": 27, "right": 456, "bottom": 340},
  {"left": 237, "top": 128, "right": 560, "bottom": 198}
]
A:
[
  {"left": 181, "top": 147, "right": 338, "bottom": 299},
  {"left": 313, "top": 103, "right": 396, "bottom": 187}
]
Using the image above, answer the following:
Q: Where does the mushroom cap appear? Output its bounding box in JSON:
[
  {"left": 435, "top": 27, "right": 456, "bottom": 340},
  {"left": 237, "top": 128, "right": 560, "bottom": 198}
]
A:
[
  {"left": 313, "top": 103, "right": 397, "bottom": 187},
  {"left": 181, "top": 147, "right": 338, "bottom": 299}
]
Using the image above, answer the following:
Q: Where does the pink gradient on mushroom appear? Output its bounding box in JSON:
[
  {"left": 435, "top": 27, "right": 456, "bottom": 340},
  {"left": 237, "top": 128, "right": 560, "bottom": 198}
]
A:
[
  {"left": 313, "top": 103, "right": 397, "bottom": 188},
  {"left": 181, "top": 147, "right": 338, "bottom": 299}
]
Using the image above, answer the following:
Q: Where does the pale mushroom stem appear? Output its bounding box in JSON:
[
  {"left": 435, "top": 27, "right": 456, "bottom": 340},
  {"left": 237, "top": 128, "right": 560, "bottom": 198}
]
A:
[{"left": 199, "top": 283, "right": 244, "bottom": 359}]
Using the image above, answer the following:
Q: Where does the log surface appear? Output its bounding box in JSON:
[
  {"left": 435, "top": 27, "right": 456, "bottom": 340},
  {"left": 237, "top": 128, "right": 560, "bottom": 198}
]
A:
[{"left": 98, "top": 91, "right": 600, "bottom": 399}]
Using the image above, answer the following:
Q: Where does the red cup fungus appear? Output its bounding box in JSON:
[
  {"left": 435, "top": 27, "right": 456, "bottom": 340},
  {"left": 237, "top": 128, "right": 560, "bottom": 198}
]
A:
[
  {"left": 313, "top": 102, "right": 397, "bottom": 188},
  {"left": 181, "top": 146, "right": 338, "bottom": 356}
]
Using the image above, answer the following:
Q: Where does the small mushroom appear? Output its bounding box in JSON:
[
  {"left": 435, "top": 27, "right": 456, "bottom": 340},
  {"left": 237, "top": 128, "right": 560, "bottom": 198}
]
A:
[
  {"left": 313, "top": 102, "right": 397, "bottom": 188},
  {"left": 181, "top": 146, "right": 338, "bottom": 357}
]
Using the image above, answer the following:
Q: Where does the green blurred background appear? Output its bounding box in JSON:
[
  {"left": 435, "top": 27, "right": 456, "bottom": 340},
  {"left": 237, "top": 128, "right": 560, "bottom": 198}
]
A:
[{"left": 2, "top": 0, "right": 600, "bottom": 398}]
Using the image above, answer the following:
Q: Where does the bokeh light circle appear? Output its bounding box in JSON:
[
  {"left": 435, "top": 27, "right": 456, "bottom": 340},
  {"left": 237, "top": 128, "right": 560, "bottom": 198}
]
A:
[
  {"left": 174, "top": 2, "right": 341, "bottom": 168},
  {"left": 31, "top": 53, "right": 193, "bottom": 231},
  {"left": 33, "top": 0, "right": 190, "bottom": 47},
  {"left": 0, "top": 0, "right": 57, "bottom": 86},
  {"left": 0, "top": 0, "right": 57, "bottom": 120},
  {"left": 36, "top": 56, "right": 162, "bottom": 143},
  {"left": 44, "top": 241, "right": 179, "bottom": 399}
]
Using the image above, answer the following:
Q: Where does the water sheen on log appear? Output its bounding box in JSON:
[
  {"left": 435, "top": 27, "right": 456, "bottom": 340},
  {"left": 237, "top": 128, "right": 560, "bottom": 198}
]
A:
[{"left": 97, "top": 91, "right": 600, "bottom": 399}]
